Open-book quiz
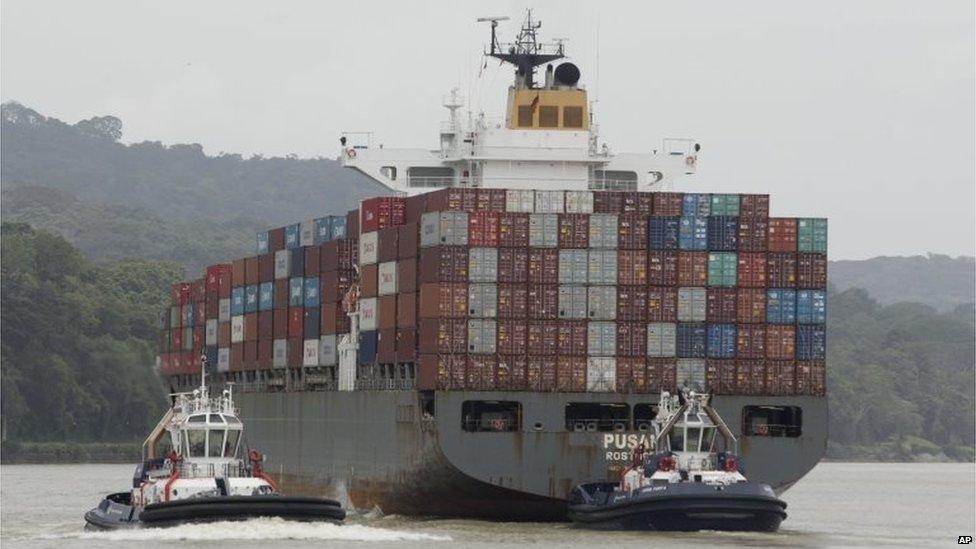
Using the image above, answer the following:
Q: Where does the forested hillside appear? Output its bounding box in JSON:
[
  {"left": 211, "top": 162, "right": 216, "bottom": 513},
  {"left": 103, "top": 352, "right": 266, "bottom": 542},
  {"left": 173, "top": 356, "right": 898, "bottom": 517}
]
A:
[{"left": 830, "top": 255, "right": 975, "bottom": 312}]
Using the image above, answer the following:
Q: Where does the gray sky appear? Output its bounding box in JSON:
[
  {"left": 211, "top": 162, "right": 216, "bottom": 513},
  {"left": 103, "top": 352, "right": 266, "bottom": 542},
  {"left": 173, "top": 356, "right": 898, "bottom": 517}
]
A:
[{"left": 2, "top": 0, "right": 973, "bottom": 259}]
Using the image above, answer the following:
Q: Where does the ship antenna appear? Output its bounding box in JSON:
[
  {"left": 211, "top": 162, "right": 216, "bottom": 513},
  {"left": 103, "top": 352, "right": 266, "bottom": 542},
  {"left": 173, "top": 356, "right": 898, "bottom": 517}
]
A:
[{"left": 478, "top": 10, "right": 564, "bottom": 89}]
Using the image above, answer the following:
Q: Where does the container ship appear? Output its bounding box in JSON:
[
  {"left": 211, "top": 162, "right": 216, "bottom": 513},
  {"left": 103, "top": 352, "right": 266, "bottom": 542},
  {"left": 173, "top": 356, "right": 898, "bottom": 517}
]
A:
[{"left": 156, "top": 12, "right": 827, "bottom": 520}]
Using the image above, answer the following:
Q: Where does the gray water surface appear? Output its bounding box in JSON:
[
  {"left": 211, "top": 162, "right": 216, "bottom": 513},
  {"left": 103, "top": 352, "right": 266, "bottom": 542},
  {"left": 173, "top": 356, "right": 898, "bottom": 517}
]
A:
[{"left": 1, "top": 462, "right": 973, "bottom": 548}]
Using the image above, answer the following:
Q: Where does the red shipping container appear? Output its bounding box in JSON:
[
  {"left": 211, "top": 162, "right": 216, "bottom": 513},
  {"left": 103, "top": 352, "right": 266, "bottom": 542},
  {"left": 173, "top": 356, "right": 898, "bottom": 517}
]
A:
[
  {"left": 377, "top": 226, "right": 399, "bottom": 263},
  {"left": 706, "top": 288, "right": 737, "bottom": 322},
  {"left": 424, "top": 188, "right": 471, "bottom": 212},
  {"left": 243, "top": 313, "right": 258, "bottom": 342},
  {"left": 192, "top": 279, "right": 206, "bottom": 303},
  {"left": 171, "top": 328, "right": 182, "bottom": 351},
  {"left": 418, "top": 319, "right": 467, "bottom": 354},
  {"left": 618, "top": 250, "right": 648, "bottom": 285},
  {"left": 418, "top": 246, "right": 468, "bottom": 283},
  {"left": 767, "top": 252, "right": 797, "bottom": 287},
  {"left": 616, "top": 357, "right": 648, "bottom": 393},
  {"left": 194, "top": 302, "right": 206, "bottom": 326},
  {"left": 497, "top": 248, "right": 529, "bottom": 283},
  {"left": 273, "top": 308, "right": 288, "bottom": 339},
  {"left": 795, "top": 360, "right": 812, "bottom": 395},
  {"left": 321, "top": 270, "right": 355, "bottom": 303},
  {"left": 496, "top": 355, "right": 527, "bottom": 390},
  {"left": 269, "top": 227, "right": 286, "bottom": 252},
  {"left": 206, "top": 264, "right": 232, "bottom": 293},
  {"left": 766, "top": 325, "right": 796, "bottom": 360},
  {"left": 740, "top": 194, "right": 770, "bottom": 219},
  {"left": 527, "top": 248, "right": 558, "bottom": 284},
  {"left": 622, "top": 192, "right": 653, "bottom": 215},
  {"left": 171, "top": 282, "right": 189, "bottom": 305},
  {"left": 677, "top": 251, "right": 708, "bottom": 286},
  {"left": 320, "top": 239, "right": 356, "bottom": 272},
  {"left": 192, "top": 325, "right": 205, "bottom": 352},
  {"left": 527, "top": 356, "right": 557, "bottom": 391},
  {"left": 405, "top": 194, "right": 427, "bottom": 223},
  {"left": 287, "top": 338, "right": 303, "bottom": 368},
  {"left": 245, "top": 340, "right": 259, "bottom": 370},
  {"left": 593, "top": 191, "right": 623, "bottom": 213},
  {"left": 468, "top": 212, "right": 500, "bottom": 247},
  {"left": 797, "top": 253, "right": 828, "bottom": 289},
  {"left": 397, "top": 259, "right": 418, "bottom": 294},
  {"left": 557, "top": 356, "right": 587, "bottom": 391},
  {"left": 810, "top": 359, "right": 826, "bottom": 396},
  {"left": 258, "top": 310, "right": 273, "bottom": 340},
  {"left": 377, "top": 328, "right": 396, "bottom": 363},
  {"left": 476, "top": 188, "right": 507, "bottom": 212},
  {"left": 737, "top": 252, "right": 767, "bottom": 287},
  {"left": 377, "top": 295, "right": 396, "bottom": 330},
  {"left": 648, "top": 286, "right": 678, "bottom": 322},
  {"left": 231, "top": 259, "right": 246, "bottom": 287},
  {"left": 418, "top": 283, "right": 468, "bottom": 318},
  {"left": 765, "top": 360, "right": 796, "bottom": 395},
  {"left": 360, "top": 196, "right": 406, "bottom": 233},
  {"left": 466, "top": 355, "right": 497, "bottom": 390},
  {"left": 618, "top": 214, "right": 648, "bottom": 250},
  {"left": 396, "top": 223, "right": 419, "bottom": 259},
  {"left": 557, "top": 214, "right": 590, "bottom": 248},
  {"left": 218, "top": 270, "right": 232, "bottom": 298},
  {"left": 616, "top": 322, "right": 647, "bottom": 357},
  {"left": 346, "top": 209, "right": 359, "bottom": 237},
  {"left": 652, "top": 192, "right": 684, "bottom": 216},
  {"left": 396, "top": 329, "right": 417, "bottom": 362},
  {"left": 737, "top": 288, "right": 766, "bottom": 323},
  {"left": 498, "top": 284, "right": 528, "bottom": 318},
  {"left": 288, "top": 308, "right": 303, "bottom": 338},
  {"left": 527, "top": 322, "right": 558, "bottom": 355},
  {"left": 274, "top": 279, "right": 289, "bottom": 309},
  {"left": 647, "top": 358, "right": 677, "bottom": 392},
  {"left": 706, "top": 359, "right": 736, "bottom": 394},
  {"left": 257, "top": 339, "right": 273, "bottom": 369},
  {"left": 258, "top": 253, "right": 274, "bottom": 282},
  {"left": 218, "top": 323, "right": 231, "bottom": 347},
  {"left": 499, "top": 213, "right": 530, "bottom": 247},
  {"left": 497, "top": 319, "right": 528, "bottom": 355},
  {"left": 360, "top": 263, "right": 378, "bottom": 298},
  {"left": 738, "top": 217, "right": 768, "bottom": 252},
  {"left": 244, "top": 257, "right": 259, "bottom": 286},
  {"left": 320, "top": 302, "right": 350, "bottom": 335},
  {"left": 735, "top": 360, "right": 761, "bottom": 394},
  {"left": 304, "top": 246, "right": 321, "bottom": 277},
  {"left": 647, "top": 251, "right": 679, "bottom": 286},
  {"left": 556, "top": 321, "right": 588, "bottom": 356},
  {"left": 736, "top": 324, "right": 767, "bottom": 359},
  {"left": 617, "top": 285, "right": 649, "bottom": 322},
  {"left": 397, "top": 293, "right": 417, "bottom": 328},
  {"left": 231, "top": 342, "right": 244, "bottom": 371},
  {"left": 768, "top": 218, "right": 798, "bottom": 252},
  {"left": 527, "top": 284, "right": 558, "bottom": 319}
]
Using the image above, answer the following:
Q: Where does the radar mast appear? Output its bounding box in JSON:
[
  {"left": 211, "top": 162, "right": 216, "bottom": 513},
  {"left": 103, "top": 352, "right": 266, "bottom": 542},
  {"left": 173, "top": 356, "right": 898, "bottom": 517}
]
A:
[{"left": 479, "top": 9, "right": 565, "bottom": 89}]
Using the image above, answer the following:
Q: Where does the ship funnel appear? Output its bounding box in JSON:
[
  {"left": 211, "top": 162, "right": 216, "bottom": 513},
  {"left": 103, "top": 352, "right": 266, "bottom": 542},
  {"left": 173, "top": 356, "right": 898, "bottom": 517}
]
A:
[{"left": 554, "top": 62, "right": 580, "bottom": 87}]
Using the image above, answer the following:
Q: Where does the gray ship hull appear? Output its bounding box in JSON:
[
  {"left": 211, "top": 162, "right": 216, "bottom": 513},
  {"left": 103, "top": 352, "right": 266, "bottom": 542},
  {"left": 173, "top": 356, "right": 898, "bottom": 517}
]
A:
[{"left": 231, "top": 389, "right": 826, "bottom": 521}]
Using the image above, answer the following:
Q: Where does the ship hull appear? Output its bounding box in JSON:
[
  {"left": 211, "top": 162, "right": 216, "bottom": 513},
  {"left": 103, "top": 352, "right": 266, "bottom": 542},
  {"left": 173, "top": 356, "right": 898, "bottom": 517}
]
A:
[{"left": 232, "top": 388, "right": 826, "bottom": 521}]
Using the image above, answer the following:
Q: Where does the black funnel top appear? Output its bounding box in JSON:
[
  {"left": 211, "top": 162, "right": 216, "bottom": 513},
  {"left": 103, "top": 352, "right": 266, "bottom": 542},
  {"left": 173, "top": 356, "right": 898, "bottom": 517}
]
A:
[{"left": 554, "top": 63, "right": 581, "bottom": 87}]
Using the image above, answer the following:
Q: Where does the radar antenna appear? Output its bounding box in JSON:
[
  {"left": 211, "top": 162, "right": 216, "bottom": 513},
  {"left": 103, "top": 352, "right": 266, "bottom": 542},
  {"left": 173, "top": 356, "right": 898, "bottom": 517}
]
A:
[{"left": 478, "top": 9, "right": 565, "bottom": 89}]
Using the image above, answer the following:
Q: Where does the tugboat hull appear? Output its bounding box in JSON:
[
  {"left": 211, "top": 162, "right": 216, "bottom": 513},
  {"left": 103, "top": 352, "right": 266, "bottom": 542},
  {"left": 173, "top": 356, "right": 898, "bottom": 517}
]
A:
[{"left": 568, "top": 482, "right": 787, "bottom": 532}]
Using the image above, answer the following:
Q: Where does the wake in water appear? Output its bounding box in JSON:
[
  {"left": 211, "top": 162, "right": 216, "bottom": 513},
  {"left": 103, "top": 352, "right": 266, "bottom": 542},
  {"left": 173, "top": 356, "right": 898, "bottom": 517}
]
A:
[{"left": 51, "top": 517, "right": 451, "bottom": 542}]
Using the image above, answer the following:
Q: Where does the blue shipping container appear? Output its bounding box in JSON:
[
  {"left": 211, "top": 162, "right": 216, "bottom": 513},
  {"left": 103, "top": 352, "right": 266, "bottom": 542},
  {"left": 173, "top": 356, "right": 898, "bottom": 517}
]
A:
[
  {"left": 231, "top": 287, "right": 245, "bottom": 316},
  {"left": 183, "top": 303, "right": 194, "bottom": 327},
  {"left": 284, "top": 224, "right": 301, "bottom": 249},
  {"left": 766, "top": 289, "right": 797, "bottom": 324},
  {"left": 682, "top": 193, "right": 711, "bottom": 217},
  {"left": 304, "top": 308, "right": 320, "bottom": 340},
  {"left": 678, "top": 216, "right": 708, "bottom": 250},
  {"left": 244, "top": 284, "right": 259, "bottom": 313},
  {"left": 289, "top": 277, "right": 305, "bottom": 307},
  {"left": 290, "top": 246, "right": 305, "bottom": 275},
  {"left": 707, "top": 324, "right": 737, "bottom": 359},
  {"left": 648, "top": 217, "right": 680, "bottom": 250},
  {"left": 314, "top": 217, "right": 333, "bottom": 245},
  {"left": 676, "top": 323, "right": 707, "bottom": 358},
  {"left": 358, "top": 330, "right": 379, "bottom": 365},
  {"left": 796, "top": 325, "right": 826, "bottom": 359},
  {"left": 258, "top": 281, "right": 274, "bottom": 311},
  {"left": 257, "top": 231, "right": 270, "bottom": 254},
  {"left": 797, "top": 290, "right": 827, "bottom": 324},
  {"left": 707, "top": 216, "right": 739, "bottom": 251},
  {"left": 304, "top": 277, "right": 321, "bottom": 308},
  {"left": 331, "top": 216, "right": 348, "bottom": 240}
]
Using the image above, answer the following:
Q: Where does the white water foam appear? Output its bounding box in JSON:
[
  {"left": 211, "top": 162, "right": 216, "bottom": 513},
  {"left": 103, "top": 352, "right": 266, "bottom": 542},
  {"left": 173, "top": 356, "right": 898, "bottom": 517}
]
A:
[{"left": 50, "top": 518, "right": 451, "bottom": 542}]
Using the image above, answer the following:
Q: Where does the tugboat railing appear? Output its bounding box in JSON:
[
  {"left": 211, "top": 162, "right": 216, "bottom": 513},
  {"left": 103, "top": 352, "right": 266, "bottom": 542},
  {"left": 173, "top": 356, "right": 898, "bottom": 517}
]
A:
[{"left": 175, "top": 461, "right": 249, "bottom": 479}]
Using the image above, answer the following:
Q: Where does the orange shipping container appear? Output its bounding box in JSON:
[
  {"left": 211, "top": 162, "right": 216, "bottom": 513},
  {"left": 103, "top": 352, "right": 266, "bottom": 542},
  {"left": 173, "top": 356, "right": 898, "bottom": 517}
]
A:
[
  {"left": 766, "top": 325, "right": 796, "bottom": 360},
  {"left": 618, "top": 250, "right": 648, "bottom": 285},
  {"left": 677, "top": 251, "right": 708, "bottom": 286}
]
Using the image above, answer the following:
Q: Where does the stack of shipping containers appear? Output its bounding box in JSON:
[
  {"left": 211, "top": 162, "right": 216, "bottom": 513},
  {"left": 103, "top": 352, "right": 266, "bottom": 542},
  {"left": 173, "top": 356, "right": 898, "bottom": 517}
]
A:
[{"left": 158, "top": 188, "right": 826, "bottom": 397}]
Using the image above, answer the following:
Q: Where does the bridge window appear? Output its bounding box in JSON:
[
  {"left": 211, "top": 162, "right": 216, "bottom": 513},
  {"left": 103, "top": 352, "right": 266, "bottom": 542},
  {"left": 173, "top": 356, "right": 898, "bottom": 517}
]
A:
[
  {"left": 539, "top": 105, "right": 558, "bottom": 128},
  {"left": 743, "top": 406, "right": 802, "bottom": 437},
  {"left": 407, "top": 166, "right": 454, "bottom": 188},
  {"left": 591, "top": 170, "right": 638, "bottom": 191},
  {"left": 633, "top": 403, "right": 658, "bottom": 432},
  {"left": 380, "top": 166, "right": 397, "bottom": 181},
  {"left": 563, "top": 106, "right": 584, "bottom": 128},
  {"left": 565, "top": 403, "right": 630, "bottom": 432},
  {"left": 461, "top": 401, "right": 521, "bottom": 432},
  {"left": 517, "top": 105, "right": 534, "bottom": 127}
]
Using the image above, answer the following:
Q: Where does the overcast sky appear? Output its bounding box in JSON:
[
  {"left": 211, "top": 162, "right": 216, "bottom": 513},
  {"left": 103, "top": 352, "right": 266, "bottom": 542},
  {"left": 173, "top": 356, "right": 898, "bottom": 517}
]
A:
[{"left": 2, "top": 0, "right": 973, "bottom": 259}]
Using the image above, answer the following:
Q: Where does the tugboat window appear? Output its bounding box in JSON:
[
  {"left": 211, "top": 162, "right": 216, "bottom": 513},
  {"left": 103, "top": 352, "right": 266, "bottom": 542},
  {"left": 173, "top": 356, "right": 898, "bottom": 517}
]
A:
[
  {"left": 685, "top": 427, "right": 702, "bottom": 452},
  {"left": 187, "top": 429, "right": 206, "bottom": 457},
  {"left": 207, "top": 430, "right": 225, "bottom": 458},
  {"left": 633, "top": 404, "right": 658, "bottom": 432},
  {"left": 742, "top": 406, "right": 802, "bottom": 437},
  {"left": 565, "top": 403, "right": 630, "bottom": 432},
  {"left": 224, "top": 430, "right": 241, "bottom": 457},
  {"left": 461, "top": 401, "right": 521, "bottom": 432}
]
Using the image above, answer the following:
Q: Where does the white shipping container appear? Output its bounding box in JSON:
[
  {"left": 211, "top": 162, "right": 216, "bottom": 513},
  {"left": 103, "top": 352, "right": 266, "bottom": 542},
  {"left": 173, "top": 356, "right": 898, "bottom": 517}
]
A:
[
  {"left": 528, "top": 214, "right": 559, "bottom": 247},
  {"left": 565, "top": 190, "right": 594, "bottom": 214},
  {"left": 359, "top": 297, "right": 378, "bottom": 330},
  {"left": 420, "top": 211, "right": 469, "bottom": 247},
  {"left": 677, "top": 359, "right": 706, "bottom": 389},
  {"left": 338, "top": 337, "right": 356, "bottom": 391},
  {"left": 230, "top": 315, "right": 245, "bottom": 343},
  {"left": 558, "top": 285, "right": 588, "bottom": 319},
  {"left": 378, "top": 261, "right": 398, "bottom": 295},
  {"left": 587, "top": 250, "right": 618, "bottom": 285},
  {"left": 299, "top": 219, "right": 316, "bottom": 247},
  {"left": 274, "top": 250, "right": 291, "bottom": 280},
  {"left": 319, "top": 334, "right": 337, "bottom": 366},
  {"left": 468, "top": 284, "right": 498, "bottom": 318},
  {"left": 587, "top": 321, "right": 617, "bottom": 356},
  {"left": 469, "top": 247, "right": 499, "bottom": 282},
  {"left": 273, "top": 339, "right": 288, "bottom": 368},
  {"left": 467, "top": 319, "right": 498, "bottom": 354},
  {"left": 589, "top": 214, "right": 619, "bottom": 249},
  {"left": 558, "top": 249, "right": 588, "bottom": 284},
  {"left": 359, "top": 231, "right": 379, "bottom": 265},
  {"left": 205, "top": 319, "right": 218, "bottom": 346},
  {"left": 534, "top": 190, "right": 565, "bottom": 213},
  {"left": 218, "top": 298, "right": 231, "bottom": 322},
  {"left": 677, "top": 287, "right": 707, "bottom": 322},
  {"left": 587, "top": 357, "right": 617, "bottom": 392},
  {"left": 505, "top": 189, "right": 535, "bottom": 213},
  {"left": 216, "top": 348, "right": 230, "bottom": 372},
  {"left": 587, "top": 286, "right": 617, "bottom": 320},
  {"left": 647, "top": 322, "right": 677, "bottom": 357},
  {"left": 303, "top": 339, "right": 319, "bottom": 367}
]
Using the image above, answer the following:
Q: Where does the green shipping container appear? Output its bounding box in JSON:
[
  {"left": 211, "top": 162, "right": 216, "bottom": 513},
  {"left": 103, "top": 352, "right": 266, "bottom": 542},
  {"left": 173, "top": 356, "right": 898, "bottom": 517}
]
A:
[
  {"left": 707, "top": 252, "right": 737, "bottom": 286},
  {"left": 709, "top": 194, "right": 740, "bottom": 216},
  {"left": 798, "top": 218, "right": 828, "bottom": 252}
]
